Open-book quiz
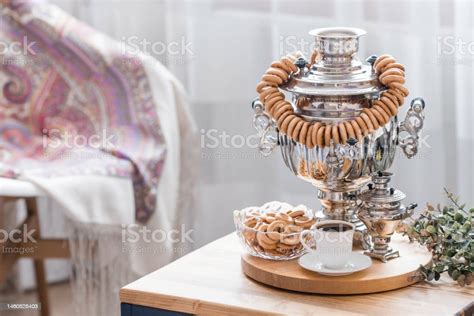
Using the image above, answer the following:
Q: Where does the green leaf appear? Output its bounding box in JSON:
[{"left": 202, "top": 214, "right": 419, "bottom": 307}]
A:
[
  {"left": 452, "top": 270, "right": 461, "bottom": 280},
  {"left": 434, "top": 264, "right": 445, "bottom": 273},
  {"left": 462, "top": 222, "right": 471, "bottom": 232},
  {"left": 455, "top": 212, "right": 465, "bottom": 223},
  {"left": 448, "top": 266, "right": 454, "bottom": 276},
  {"left": 426, "top": 225, "right": 437, "bottom": 234}
]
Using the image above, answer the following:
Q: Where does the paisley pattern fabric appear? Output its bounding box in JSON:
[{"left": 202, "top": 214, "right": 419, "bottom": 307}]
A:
[{"left": 0, "top": 1, "right": 166, "bottom": 222}]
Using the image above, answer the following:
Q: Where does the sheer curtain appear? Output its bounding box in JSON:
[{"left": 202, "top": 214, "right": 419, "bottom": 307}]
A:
[{"left": 55, "top": 0, "right": 473, "bottom": 247}]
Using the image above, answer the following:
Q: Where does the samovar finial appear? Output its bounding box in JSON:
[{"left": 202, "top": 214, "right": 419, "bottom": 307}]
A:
[{"left": 309, "top": 27, "right": 366, "bottom": 68}]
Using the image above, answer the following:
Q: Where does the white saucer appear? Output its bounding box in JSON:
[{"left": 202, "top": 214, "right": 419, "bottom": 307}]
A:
[{"left": 298, "top": 252, "right": 372, "bottom": 276}]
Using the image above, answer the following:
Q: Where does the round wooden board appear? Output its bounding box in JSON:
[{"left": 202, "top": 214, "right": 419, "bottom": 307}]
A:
[{"left": 242, "top": 234, "right": 432, "bottom": 295}]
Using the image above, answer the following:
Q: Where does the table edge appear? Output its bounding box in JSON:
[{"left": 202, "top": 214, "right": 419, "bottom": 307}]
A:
[{"left": 119, "top": 287, "right": 281, "bottom": 316}]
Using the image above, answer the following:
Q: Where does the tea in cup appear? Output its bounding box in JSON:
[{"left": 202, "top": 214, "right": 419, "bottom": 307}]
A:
[{"left": 300, "top": 220, "right": 354, "bottom": 269}]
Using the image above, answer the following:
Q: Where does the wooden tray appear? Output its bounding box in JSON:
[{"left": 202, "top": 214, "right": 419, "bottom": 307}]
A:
[{"left": 242, "top": 234, "right": 432, "bottom": 295}]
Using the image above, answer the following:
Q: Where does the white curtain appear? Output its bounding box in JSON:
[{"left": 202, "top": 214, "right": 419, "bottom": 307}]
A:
[{"left": 51, "top": 0, "right": 473, "bottom": 248}]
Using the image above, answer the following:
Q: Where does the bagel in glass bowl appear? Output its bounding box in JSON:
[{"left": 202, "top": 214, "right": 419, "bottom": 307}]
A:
[{"left": 233, "top": 201, "right": 316, "bottom": 260}]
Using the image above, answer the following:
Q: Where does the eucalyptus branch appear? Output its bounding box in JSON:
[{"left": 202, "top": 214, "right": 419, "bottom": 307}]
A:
[
  {"left": 444, "top": 187, "right": 467, "bottom": 213},
  {"left": 399, "top": 189, "right": 473, "bottom": 286}
]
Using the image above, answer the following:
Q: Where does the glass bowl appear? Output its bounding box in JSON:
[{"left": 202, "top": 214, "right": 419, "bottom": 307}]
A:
[{"left": 233, "top": 201, "right": 315, "bottom": 260}]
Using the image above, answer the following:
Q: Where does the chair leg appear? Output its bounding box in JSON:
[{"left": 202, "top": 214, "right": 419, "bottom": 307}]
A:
[
  {"left": 33, "top": 259, "right": 49, "bottom": 316},
  {"left": 26, "top": 198, "right": 50, "bottom": 316}
]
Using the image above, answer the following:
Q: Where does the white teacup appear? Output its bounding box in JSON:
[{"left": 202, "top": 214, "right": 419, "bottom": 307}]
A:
[{"left": 300, "top": 220, "right": 354, "bottom": 270}]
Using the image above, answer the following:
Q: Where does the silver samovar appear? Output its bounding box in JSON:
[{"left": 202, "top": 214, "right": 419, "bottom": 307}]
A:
[{"left": 251, "top": 27, "right": 425, "bottom": 252}]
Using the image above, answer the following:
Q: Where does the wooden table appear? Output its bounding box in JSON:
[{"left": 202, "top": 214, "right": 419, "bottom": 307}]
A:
[{"left": 120, "top": 234, "right": 474, "bottom": 316}]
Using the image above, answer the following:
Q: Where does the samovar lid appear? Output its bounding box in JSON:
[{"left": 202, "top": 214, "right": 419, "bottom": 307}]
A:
[
  {"left": 358, "top": 172, "right": 406, "bottom": 205},
  {"left": 281, "top": 27, "right": 384, "bottom": 97}
]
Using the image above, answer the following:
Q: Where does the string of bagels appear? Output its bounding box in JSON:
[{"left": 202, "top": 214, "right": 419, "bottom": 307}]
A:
[{"left": 255, "top": 52, "right": 409, "bottom": 148}]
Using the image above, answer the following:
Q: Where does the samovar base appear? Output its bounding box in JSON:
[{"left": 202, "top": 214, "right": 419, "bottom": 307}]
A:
[
  {"left": 363, "top": 235, "right": 401, "bottom": 262},
  {"left": 364, "top": 248, "right": 400, "bottom": 262},
  {"left": 315, "top": 189, "right": 370, "bottom": 250}
]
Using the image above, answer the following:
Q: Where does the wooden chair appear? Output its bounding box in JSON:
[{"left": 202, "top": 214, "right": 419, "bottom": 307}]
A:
[{"left": 0, "top": 178, "right": 70, "bottom": 316}]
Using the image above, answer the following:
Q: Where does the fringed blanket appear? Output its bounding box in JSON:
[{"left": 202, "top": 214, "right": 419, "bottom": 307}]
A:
[{"left": 0, "top": 0, "right": 165, "bottom": 222}]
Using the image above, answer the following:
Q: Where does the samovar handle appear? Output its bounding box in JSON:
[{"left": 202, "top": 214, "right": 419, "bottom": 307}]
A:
[
  {"left": 398, "top": 97, "right": 425, "bottom": 159},
  {"left": 252, "top": 99, "right": 278, "bottom": 156}
]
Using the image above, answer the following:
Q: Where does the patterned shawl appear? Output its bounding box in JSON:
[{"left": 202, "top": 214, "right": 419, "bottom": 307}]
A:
[{"left": 0, "top": 0, "right": 166, "bottom": 222}]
